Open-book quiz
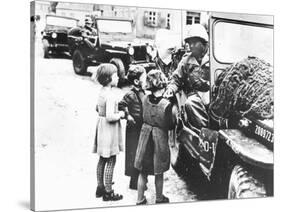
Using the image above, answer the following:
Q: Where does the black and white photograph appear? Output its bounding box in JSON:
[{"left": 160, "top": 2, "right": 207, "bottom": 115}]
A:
[{"left": 30, "top": 0, "right": 274, "bottom": 211}]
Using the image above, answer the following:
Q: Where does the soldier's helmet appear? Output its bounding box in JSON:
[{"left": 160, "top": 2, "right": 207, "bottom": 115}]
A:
[
  {"left": 146, "top": 69, "right": 167, "bottom": 91},
  {"left": 184, "top": 24, "right": 208, "bottom": 43}
]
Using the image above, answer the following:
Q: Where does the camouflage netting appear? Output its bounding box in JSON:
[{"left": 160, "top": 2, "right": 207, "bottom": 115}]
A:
[{"left": 210, "top": 56, "right": 273, "bottom": 120}]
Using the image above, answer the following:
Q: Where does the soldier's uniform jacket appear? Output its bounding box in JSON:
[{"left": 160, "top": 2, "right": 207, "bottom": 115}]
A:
[
  {"left": 84, "top": 25, "right": 97, "bottom": 36},
  {"left": 168, "top": 52, "right": 210, "bottom": 95},
  {"left": 134, "top": 95, "right": 174, "bottom": 175}
]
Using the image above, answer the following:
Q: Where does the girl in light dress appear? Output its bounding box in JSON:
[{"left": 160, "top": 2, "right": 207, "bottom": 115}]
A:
[{"left": 93, "top": 63, "right": 125, "bottom": 201}]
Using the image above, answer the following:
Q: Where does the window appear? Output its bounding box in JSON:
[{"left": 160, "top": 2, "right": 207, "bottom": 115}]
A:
[
  {"left": 46, "top": 16, "right": 78, "bottom": 28},
  {"left": 186, "top": 12, "right": 200, "bottom": 25},
  {"left": 214, "top": 22, "right": 273, "bottom": 64},
  {"left": 97, "top": 20, "right": 132, "bottom": 33},
  {"left": 166, "top": 13, "right": 171, "bottom": 29},
  {"left": 186, "top": 16, "right": 193, "bottom": 25},
  {"left": 195, "top": 16, "right": 200, "bottom": 23},
  {"left": 144, "top": 10, "right": 158, "bottom": 27}
]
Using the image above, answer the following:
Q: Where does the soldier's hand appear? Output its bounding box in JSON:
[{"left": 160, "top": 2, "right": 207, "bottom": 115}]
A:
[{"left": 163, "top": 88, "right": 174, "bottom": 98}]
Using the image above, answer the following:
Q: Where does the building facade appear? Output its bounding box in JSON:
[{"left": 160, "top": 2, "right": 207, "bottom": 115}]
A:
[{"left": 38, "top": 2, "right": 209, "bottom": 42}]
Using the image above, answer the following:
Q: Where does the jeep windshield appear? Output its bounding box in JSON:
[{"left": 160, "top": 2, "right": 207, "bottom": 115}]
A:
[
  {"left": 46, "top": 16, "right": 78, "bottom": 28},
  {"left": 97, "top": 19, "right": 133, "bottom": 34},
  {"left": 213, "top": 22, "right": 273, "bottom": 64}
]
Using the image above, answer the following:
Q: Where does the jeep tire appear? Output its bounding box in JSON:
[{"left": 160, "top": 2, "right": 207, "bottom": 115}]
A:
[
  {"left": 228, "top": 165, "right": 267, "bottom": 199},
  {"left": 110, "top": 58, "right": 127, "bottom": 87},
  {"left": 42, "top": 39, "right": 49, "bottom": 58},
  {"left": 73, "top": 49, "right": 87, "bottom": 75}
]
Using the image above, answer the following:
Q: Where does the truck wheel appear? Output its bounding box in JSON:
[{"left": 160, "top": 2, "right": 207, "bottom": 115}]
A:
[
  {"left": 73, "top": 49, "right": 87, "bottom": 75},
  {"left": 228, "top": 165, "right": 267, "bottom": 199},
  {"left": 110, "top": 58, "right": 127, "bottom": 87},
  {"left": 42, "top": 39, "right": 49, "bottom": 58}
]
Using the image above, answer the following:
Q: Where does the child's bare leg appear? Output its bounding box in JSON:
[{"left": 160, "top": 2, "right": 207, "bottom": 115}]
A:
[
  {"left": 155, "top": 173, "right": 163, "bottom": 200},
  {"left": 155, "top": 173, "right": 169, "bottom": 203},
  {"left": 137, "top": 172, "right": 147, "bottom": 203}
]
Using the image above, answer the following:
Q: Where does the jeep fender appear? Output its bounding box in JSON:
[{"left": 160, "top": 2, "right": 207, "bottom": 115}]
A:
[
  {"left": 219, "top": 129, "right": 273, "bottom": 170},
  {"left": 176, "top": 121, "right": 218, "bottom": 179}
]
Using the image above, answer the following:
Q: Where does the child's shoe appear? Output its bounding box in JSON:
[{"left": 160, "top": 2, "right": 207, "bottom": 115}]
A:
[
  {"left": 136, "top": 196, "right": 147, "bottom": 205},
  {"left": 103, "top": 190, "right": 123, "bottom": 201},
  {"left": 95, "top": 186, "right": 105, "bottom": 198},
  {"left": 155, "top": 195, "right": 169, "bottom": 204}
]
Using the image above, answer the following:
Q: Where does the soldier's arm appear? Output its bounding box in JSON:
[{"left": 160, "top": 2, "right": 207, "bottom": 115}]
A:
[
  {"left": 191, "top": 76, "right": 210, "bottom": 92},
  {"left": 167, "top": 56, "right": 188, "bottom": 94},
  {"left": 190, "top": 61, "right": 210, "bottom": 92}
]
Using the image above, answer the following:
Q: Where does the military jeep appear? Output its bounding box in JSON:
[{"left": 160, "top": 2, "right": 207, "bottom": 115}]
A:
[
  {"left": 41, "top": 15, "right": 79, "bottom": 58},
  {"left": 169, "top": 12, "right": 273, "bottom": 199},
  {"left": 67, "top": 16, "right": 156, "bottom": 84}
]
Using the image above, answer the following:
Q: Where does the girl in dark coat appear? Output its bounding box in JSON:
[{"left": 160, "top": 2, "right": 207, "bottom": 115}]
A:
[
  {"left": 134, "top": 69, "right": 176, "bottom": 205},
  {"left": 119, "top": 65, "right": 147, "bottom": 190}
]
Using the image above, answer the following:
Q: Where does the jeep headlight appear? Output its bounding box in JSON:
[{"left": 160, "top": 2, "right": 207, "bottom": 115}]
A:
[
  {"left": 51, "top": 32, "right": 57, "bottom": 39},
  {"left": 128, "top": 47, "right": 134, "bottom": 55},
  {"left": 146, "top": 45, "right": 152, "bottom": 55}
]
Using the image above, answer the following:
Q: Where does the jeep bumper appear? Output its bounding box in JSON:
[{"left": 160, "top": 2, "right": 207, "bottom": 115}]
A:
[{"left": 48, "top": 43, "right": 69, "bottom": 52}]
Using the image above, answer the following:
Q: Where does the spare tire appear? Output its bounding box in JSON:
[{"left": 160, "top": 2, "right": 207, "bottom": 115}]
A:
[
  {"left": 110, "top": 58, "right": 127, "bottom": 87},
  {"left": 73, "top": 49, "right": 87, "bottom": 75}
]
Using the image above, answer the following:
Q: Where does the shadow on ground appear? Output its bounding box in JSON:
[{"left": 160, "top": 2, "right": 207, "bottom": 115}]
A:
[{"left": 18, "top": 201, "right": 30, "bottom": 210}]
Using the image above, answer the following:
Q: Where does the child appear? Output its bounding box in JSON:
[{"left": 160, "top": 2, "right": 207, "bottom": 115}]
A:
[
  {"left": 93, "top": 63, "right": 125, "bottom": 201},
  {"left": 119, "top": 65, "right": 146, "bottom": 190},
  {"left": 134, "top": 69, "right": 176, "bottom": 205}
]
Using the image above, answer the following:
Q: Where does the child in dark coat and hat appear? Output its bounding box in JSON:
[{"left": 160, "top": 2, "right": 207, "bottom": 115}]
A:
[
  {"left": 119, "top": 65, "right": 147, "bottom": 190},
  {"left": 134, "top": 69, "right": 177, "bottom": 205}
]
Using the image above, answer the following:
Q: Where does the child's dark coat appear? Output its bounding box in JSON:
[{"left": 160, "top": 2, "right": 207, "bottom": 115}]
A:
[
  {"left": 119, "top": 87, "right": 145, "bottom": 176},
  {"left": 134, "top": 94, "right": 174, "bottom": 175}
]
